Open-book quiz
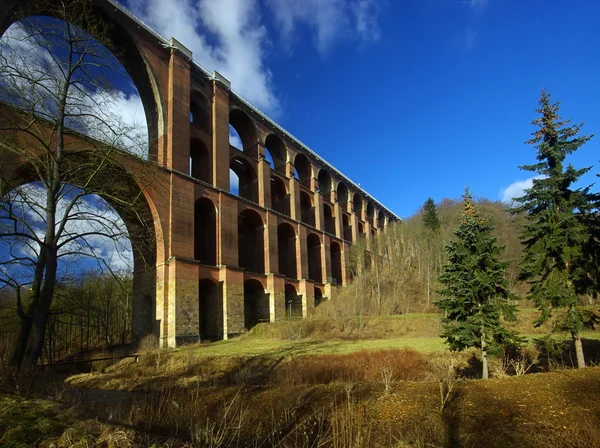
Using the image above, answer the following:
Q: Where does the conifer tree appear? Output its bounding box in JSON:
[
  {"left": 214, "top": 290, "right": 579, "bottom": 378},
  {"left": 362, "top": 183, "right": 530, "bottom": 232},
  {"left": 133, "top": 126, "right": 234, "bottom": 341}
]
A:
[
  {"left": 422, "top": 197, "right": 441, "bottom": 306},
  {"left": 423, "top": 197, "right": 441, "bottom": 231},
  {"left": 437, "top": 189, "right": 519, "bottom": 379},
  {"left": 512, "top": 90, "right": 593, "bottom": 369}
]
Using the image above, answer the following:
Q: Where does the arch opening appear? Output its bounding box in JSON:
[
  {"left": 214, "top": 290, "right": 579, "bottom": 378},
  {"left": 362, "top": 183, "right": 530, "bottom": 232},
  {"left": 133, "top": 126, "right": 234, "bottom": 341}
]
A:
[
  {"left": 238, "top": 209, "right": 264, "bottom": 273},
  {"left": 0, "top": 177, "right": 158, "bottom": 361},
  {"left": 230, "top": 157, "right": 257, "bottom": 202},
  {"left": 277, "top": 223, "right": 296, "bottom": 278},
  {"left": 265, "top": 134, "right": 286, "bottom": 171},
  {"left": 190, "top": 90, "right": 210, "bottom": 131},
  {"left": 307, "top": 233, "right": 322, "bottom": 283},
  {"left": 300, "top": 192, "right": 315, "bottom": 227},
  {"left": 294, "top": 153, "right": 311, "bottom": 187},
  {"left": 0, "top": 15, "right": 153, "bottom": 160},
  {"left": 285, "top": 284, "right": 302, "bottom": 318},
  {"left": 366, "top": 202, "right": 375, "bottom": 224},
  {"left": 323, "top": 203, "right": 336, "bottom": 235},
  {"left": 353, "top": 193, "right": 363, "bottom": 215},
  {"left": 337, "top": 182, "right": 348, "bottom": 205},
  {"left": 343, "top": 213, "right": 352, "bottom": 242},
  {"left": 314, "top": 286, "right": 323, "bottom": 307},
  {"left": 378, "top": 210, "right": 385, "bottom": 229},
  {"left": 194, "top": 198, "right": 216, "bottom": 265},
  {"left": 199, "top": 279, "right": 222, "bottom": 341},
  {"left": 190, "top": 139, "right": 210, "bottom": 183},
  {"left": 244, "top": 279, "right": 268, "bottom": 330},
  {"left": 330, "top": 242, "right": 343, "bottom": 285},
  {"left": 317, "top": 169, "right": 332, "bottom": 195},
  {"left": 270, "top": 176, "right": 289, "bottom": 216},
  {"left": 229, "top": 109, "right": 257, "bottom": 154}
]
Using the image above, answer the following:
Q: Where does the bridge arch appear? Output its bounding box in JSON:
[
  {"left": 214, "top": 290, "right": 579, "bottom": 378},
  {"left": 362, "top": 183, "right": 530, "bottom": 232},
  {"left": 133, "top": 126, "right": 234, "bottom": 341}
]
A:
[
  {"left": 198, "top": 278, "right": 222, "bottom": 341},
  {"left": 318, "top": 169, "right": 332, "bottom": 194},
  {"left": 300, "top": 191, "right": 315, "bottom": 227},
  {"left": 194, "top": 198, "right": 217, "bottom": 266},
  {"left": 190, "top": 90, "right": 210, "bottom": 131},
  {"left": 230, "top": 108, "right": 257, "bottom": 155},
  {"left": 190, "top": 138, "right": 210, "bottom": 183},
  {"left": 0, "top": 157, "right": 163, "bottom": 343},
  {"left": 307, "top": 233, "right": 322, "bottom": 283},
  {"left": 244, "top": 279, "right": 269, "bottom": 329},
  {"left": 285, "top": 284, "right": 302, "bottom": 318},
  {"left": 265, "top": 134, "right": 287, "bottom": 172},
  {"left": 238, "top": 209, "right": 264, "bottom": 273},
  {"left": 270, "top": 176, "right": 289, "bottom": 216},
  {"left": 353, "top": 193, "right": 363, "bottom": 215},
  {"left": 277, "top": 223, "right": 297, "bottom": 278},
  {"left": 294, "top": 153, "right": 311, "bottom": 186},
  {"left": 366, "top": 201, "right": 375, "bottom": 224},
  {"left": 230, "top": 157, "right": 257, "bottom": 202},
  {"left": 0, "top": 2, "right": 164, "bottom": 161},
  {"left": 378, "top": 210, "right": 385, "bottom": 228},
  {"left": 330, "top": 241, "right": 343, "bottom": 285},
  {"left": 323, "top": 204, "right": 335, "bottom": 235},
  {"left": 337, "top": 182, "right": 348, "bottom": 205}
]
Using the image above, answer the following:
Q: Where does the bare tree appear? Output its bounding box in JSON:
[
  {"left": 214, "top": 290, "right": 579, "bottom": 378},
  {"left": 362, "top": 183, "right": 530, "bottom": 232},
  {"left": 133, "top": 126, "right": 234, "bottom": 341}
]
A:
[{"left": 0, "top": 0, "right": 155, "bottom": 370}]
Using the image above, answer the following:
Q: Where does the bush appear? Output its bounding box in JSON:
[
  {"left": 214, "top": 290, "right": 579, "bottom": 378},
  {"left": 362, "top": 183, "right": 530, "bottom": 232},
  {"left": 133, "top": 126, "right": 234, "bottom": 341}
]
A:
[{"left": 275, "top": 349, "right": 428, "bottom": 386}]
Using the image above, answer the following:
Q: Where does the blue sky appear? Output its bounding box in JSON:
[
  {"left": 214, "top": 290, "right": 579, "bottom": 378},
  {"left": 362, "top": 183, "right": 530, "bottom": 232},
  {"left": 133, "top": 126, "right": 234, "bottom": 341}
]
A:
[{"left": 128, "top": 0, "right": 600, "bottom": 218}]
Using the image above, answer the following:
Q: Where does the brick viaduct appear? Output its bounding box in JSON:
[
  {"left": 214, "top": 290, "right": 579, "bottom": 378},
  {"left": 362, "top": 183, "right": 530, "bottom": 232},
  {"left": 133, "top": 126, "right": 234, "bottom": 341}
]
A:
[{"left": 0, "top": 0, "right": 399, "bottom": 347}]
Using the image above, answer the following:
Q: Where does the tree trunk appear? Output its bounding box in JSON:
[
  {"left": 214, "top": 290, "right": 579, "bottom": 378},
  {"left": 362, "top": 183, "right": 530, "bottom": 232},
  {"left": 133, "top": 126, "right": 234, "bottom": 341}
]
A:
[
  {"left": 481, "top": 328, "right": 488, "bottom": 380},
  {"left": 572, "top": 331, "right": 586, "bottom": 369}
]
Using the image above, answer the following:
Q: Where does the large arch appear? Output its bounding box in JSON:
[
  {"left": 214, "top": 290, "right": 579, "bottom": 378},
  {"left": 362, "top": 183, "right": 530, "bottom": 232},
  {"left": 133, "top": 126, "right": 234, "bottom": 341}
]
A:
[
  {"left": 366, "top": 202, "right": 375, "bottom": 225},
  {"left": 330, "top": 241, "right": 343, "bottom": 285},
  {"left": 194, "top": 198, "right": 216, "bottom": 265},
  {"left": 265, "top": 134, "right": 287, "bottom": 171},
  {"left": 199, "top": 278, "right": 222, "bottom": 341},
  {"left": 353, "top": 193, "right": 363, "bottom": 215},
  {"left": 230, "top": 108, "right": 257, "bottom": 155},
  {"left": 238, "top": 209, "right": 264, "bottom": 273},
  {"left": 323, "top": 203, "right": 336, "bottom": 235},
  {"left": 307, "top": 233, "right": 322, "bottom": 283},
  {"left": 337, "top": 182, "right": 348, "bottom": 205},
  {"left": 190, "top": 139, "right": 210, "bottom": 183},
  {"left": 277, "top": 223, "right": 297, "bottom": 278},
  {"left": 0, "top": 2, "right": 163, "bottom": 161},
  {"left": 378, "top": 210, "right": 385, "bottom": 229},
  {"left": 314, "top": 286, "right": 323, "bottom": 307},
  {"left": 0, "top": 155, "right": 162, "bottom": 344},
  {"left": 190, "top": 90, "right": 210, "bottom": 131},
  {"left": 285, "top": 284, "right": 302, "bottom": 318},
  {"left": 244, "top": 279, "right": 268, "bottom": 329},
  {"left": 294, "top": 153, "right": 311, "bottom": 187},
  {"left": 318, "top": 169, "right": 332, "bottom": 194},
  {"left": 300, "top": 192, "right": 315, "bottom": 227},
  {"left": 270, "top": 176, "right": 289, "bottom": 216},
  {"left": 230, "top": 157, "right": 257, "bottom": 202},
  {"left": 343, "top": 213, "right": 352, "bottom": 242}
]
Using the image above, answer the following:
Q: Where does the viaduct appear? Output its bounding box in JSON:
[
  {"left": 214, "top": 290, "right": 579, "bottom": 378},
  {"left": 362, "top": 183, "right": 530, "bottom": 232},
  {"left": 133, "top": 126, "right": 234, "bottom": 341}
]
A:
[{"left": 0, "top": 0, "right": 399, "bottom": 347}]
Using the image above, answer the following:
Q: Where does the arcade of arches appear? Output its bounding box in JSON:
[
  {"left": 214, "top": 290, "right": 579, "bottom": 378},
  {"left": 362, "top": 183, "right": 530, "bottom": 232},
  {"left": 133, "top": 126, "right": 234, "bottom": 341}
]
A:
[{"left": 0, "top": 0, "right": 397, "bottom": 348}]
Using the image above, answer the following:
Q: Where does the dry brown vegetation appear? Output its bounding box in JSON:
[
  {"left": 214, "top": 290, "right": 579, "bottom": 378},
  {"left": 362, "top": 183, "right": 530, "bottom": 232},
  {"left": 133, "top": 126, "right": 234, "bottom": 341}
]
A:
[{"left": 2, "top": 344, "right": 600, "bottom": 447}]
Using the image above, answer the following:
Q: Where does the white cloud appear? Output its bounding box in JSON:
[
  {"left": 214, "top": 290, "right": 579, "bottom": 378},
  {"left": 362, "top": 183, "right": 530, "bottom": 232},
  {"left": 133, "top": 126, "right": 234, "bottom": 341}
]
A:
[
  {"left": 500, "top": 176, "right": 543, "bottom": 204},
  {"left": 229, "top": 125, "right": 243, "bottom": 150},
  {"left": 229, "top": 170, "right": 240, "bottom": 196},
  {"left": 266, "top": 0, "right": 380, "bottom": 53},
  {"left": 132, "top": 0, "right": 279, "bottom": 114}
]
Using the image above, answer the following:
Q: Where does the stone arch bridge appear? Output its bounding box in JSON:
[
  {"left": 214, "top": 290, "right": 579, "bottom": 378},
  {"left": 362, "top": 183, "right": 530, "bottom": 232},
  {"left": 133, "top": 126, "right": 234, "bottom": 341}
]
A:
[{"left": 0, "top": 0, "right": 399, "bottom": 347}]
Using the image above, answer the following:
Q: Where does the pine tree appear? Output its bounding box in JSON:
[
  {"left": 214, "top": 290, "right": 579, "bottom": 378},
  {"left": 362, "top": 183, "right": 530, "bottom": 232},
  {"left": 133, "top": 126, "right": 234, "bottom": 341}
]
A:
[
  {"left": 512, "top": 90, "right": 593, "bottom": 369},
  {"left": 437, "top": 189, "right": 520, "bottom": 379},
  {"left": 423, "top": 197, "right": 441, "bottom": 231},
  {"left": 422, "top": 197, "right": 441, "bottom": 306}
]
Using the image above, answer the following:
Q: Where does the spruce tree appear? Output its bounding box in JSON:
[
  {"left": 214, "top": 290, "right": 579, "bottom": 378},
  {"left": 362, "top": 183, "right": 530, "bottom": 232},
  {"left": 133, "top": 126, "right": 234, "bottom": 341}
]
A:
[
  {"left": 423, "top": 197, "right": 441, "bottom": 231},
  {"left": 437, "top": 189, "right": 519, "bottom": 379},
  {"left": 422, "top": 197, "right": 441, "bottom": 306},
  {"left": 512, "top": 90, "right": 593, "bottom": 369}
]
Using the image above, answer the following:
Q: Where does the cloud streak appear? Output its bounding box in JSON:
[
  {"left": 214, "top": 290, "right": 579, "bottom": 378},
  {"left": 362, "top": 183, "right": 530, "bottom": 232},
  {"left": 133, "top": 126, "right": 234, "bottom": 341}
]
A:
[{"left": 500, "top": 176, "right": 543, "bottom": 204}]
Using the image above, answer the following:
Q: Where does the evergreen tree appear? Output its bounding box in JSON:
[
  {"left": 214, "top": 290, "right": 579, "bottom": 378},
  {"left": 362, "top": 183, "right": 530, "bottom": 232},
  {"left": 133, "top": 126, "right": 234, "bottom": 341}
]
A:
[
  {"left": 423, "top": 197, "right": 441, "bottom": 231},
  {"left": 422, "top": 197, "right": 441, "bottom": 306},
  {"left": 512, "top": 90, "right": 593, "bottom": 369},
  {"left": 437, "top": 189, "right": 519, "bottom": 379}
]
